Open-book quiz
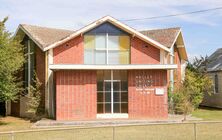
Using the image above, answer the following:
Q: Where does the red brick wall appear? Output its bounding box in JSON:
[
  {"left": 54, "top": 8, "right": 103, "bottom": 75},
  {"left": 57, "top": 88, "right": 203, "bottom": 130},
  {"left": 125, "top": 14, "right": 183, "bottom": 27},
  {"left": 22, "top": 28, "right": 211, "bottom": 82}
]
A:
[
  {"left": 53, "top": 36, "right": 160, "bottom": 65},
  {"left": 56, "top": 70, "right": 97, "bottom": 120},
  {"left": 35, "top": 46, "right": 45, "bottom": 108},
  {"left": 131, "top": 37, "right": 160, "bottom": 64},
  {"left": 53, "top": 35, "right": 84, "bottom": 64},
  {"left": 128, "top": 70, "right": 168, "bottom": 119}
]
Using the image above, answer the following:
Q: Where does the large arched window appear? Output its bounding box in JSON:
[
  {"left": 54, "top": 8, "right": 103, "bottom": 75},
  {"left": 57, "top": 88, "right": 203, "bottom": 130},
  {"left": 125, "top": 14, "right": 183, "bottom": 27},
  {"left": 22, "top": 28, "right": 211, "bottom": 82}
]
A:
[{"left": 84, "top": 22, "right": 130, "bottom": 65}]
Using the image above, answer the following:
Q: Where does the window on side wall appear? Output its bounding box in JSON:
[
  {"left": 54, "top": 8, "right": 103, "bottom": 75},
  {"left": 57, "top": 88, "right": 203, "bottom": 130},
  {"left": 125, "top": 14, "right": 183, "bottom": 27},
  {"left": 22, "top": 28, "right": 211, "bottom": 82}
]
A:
[
  {"left": 214, "top": 74, "right": 219, "bottom": 94},
  {"left": 23, "top": 39, "right": 35, "bottom": 95}
]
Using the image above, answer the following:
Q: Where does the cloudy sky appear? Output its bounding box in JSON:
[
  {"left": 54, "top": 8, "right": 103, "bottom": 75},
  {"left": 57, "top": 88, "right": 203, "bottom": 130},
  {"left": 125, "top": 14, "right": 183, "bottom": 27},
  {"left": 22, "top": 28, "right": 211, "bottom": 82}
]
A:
[{"left": 1, "top": 0, "right": 222, "bottom": 60}]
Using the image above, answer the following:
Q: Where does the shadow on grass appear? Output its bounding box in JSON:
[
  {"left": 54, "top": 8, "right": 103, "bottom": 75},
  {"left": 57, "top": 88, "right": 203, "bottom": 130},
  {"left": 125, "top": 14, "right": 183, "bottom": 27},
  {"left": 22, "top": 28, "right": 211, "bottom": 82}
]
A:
[
  {"left": 199, "top": 106, "right": 222, "bottom": 111},
  {"left": 13, "top": 116, "right": 37, "bottom": 123},
  {"left": 0, "top": 116, "right": 34, "bottom": 125},
  {"left": 0, "top": 116, "right": 9, "bottom": 125},
  {"left": 0, "top": 121, "right": 9, "bottom": 126}
]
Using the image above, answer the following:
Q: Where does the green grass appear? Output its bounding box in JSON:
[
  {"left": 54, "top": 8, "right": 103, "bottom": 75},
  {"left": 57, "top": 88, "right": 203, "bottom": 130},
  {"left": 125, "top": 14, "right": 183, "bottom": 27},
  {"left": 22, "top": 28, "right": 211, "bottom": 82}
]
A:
[
  {"left": 1, "top": 108, "right": 222, "bottom": 140},
  {"left": 0, "top": 117, "right": 222, "bottom": 139},
  {"left": 1, "top": 123, "right": 222, "bottom": 140},
  {"left": 192, "top": 106, "right": 222, "bottom": 121}
]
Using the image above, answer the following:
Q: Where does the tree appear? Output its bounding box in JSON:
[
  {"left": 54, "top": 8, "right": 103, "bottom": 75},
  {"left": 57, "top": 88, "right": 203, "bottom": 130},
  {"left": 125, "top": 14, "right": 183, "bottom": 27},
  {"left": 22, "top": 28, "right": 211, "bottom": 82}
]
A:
[
  {"left": 0, "top": 17, "right": 25, "bottom": 102},
  {"left": 172, "top": 56, "right": 213, "bottom": 121},
  {"left": 186, "top": 55, "right": 209, "bottom": 74},
  {"left": 27, "top": 73, "right": 44, "bottom": 119},
  {"left": 186, "top": 56, "right": 213, "bottom": 108},
  {"left": 173, "top": 84, "right": 193, "bottom": 121}
]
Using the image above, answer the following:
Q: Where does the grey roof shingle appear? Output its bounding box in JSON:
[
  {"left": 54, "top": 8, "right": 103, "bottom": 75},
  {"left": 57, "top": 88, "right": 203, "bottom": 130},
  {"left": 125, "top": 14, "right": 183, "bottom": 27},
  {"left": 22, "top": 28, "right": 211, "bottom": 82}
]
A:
[
  {"left": 19, "top": 24, "right": 181, "bottom": 49},
  {"left": 207, "top": 48, "right": 222, "bottom": 72}
]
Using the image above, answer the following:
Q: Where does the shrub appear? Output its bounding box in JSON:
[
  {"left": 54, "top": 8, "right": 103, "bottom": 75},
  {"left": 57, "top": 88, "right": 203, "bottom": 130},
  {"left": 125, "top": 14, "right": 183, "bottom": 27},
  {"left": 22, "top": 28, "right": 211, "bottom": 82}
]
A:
[
  {"left": 172, "top": 69, "right": 213, "bottom": 121},
  {"left": 27, "top": 73, "right": 44, "bottom": 119}
]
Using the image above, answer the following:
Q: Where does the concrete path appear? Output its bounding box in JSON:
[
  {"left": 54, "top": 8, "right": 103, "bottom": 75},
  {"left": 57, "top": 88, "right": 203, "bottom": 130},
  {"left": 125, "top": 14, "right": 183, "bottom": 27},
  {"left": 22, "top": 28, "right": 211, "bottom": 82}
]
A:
[{"left": 34, "top": 114, "right": 202, "bottom": 128}]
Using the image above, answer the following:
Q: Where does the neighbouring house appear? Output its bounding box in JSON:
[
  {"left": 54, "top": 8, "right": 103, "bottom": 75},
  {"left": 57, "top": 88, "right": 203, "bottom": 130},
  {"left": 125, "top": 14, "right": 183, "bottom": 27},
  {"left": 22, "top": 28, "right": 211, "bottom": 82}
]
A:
[
  {"left": 202, "top": 48, "right": 222, "bottom": 108},
  {"left": 6, "top": 16, "right": 187, "bottom": 120}
]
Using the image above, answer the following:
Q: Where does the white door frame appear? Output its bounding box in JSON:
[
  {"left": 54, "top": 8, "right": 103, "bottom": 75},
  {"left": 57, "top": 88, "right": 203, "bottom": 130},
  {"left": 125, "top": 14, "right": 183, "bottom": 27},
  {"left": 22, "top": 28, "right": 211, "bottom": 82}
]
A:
[{"left": 97, "top": 70, "right": 128, "bottom": 118}]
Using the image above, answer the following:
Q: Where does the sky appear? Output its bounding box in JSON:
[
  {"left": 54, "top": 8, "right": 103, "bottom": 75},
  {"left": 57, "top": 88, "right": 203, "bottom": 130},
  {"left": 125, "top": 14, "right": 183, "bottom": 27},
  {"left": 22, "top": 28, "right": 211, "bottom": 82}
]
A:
[{"left": 1, "top": 0, "right": 222, "bottom": 60}]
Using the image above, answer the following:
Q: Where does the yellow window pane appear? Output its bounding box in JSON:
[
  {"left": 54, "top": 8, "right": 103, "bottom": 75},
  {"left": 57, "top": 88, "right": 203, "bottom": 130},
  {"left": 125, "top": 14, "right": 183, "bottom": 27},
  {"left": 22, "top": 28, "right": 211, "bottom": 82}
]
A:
[
  {"left": 119, "top": 51, "right": 129, "bottom": 64},
  {"left": 119, "top": 36, "right": 130, "bottom": 50},
  {"left": 84, "top": 35, "right": 95, "bottom": 49}
]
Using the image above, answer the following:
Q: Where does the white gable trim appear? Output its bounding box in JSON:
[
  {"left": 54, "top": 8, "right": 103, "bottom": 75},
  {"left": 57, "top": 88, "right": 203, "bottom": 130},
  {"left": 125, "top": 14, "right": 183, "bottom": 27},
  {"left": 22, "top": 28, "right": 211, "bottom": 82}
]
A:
[
  {"left": 15, "top": 25, "right": 45, "bottom": 51},
  {"left": 170, "top": 29, "right": 181, "bottom": 49},
  {"left": 43, "top": 16, "right": 170, "bottom": 52},
  {"left": 170, "top": 31, "right": 188, "bottom": 60}
]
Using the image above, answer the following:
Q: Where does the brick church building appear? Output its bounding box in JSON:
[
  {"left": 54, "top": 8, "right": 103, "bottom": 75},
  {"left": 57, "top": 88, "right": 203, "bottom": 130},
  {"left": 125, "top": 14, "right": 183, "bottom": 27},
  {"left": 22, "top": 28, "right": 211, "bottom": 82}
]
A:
[{"left": 8, "top": 16, "right": 187, "bottom": 120}]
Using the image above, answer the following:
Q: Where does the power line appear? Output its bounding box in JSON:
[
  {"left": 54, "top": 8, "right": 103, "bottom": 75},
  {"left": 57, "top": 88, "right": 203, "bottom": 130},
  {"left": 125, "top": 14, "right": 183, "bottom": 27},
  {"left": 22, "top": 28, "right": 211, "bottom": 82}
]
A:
[{"left": 121, "top": 6, "right": 222, "bottom": 21}]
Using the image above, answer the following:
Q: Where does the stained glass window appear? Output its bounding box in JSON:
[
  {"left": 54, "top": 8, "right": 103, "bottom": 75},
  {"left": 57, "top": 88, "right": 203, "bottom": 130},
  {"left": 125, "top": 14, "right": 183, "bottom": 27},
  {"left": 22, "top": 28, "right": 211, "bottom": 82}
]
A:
[{"left": 84, "top": 22, "right": 130, "bottom": 64}]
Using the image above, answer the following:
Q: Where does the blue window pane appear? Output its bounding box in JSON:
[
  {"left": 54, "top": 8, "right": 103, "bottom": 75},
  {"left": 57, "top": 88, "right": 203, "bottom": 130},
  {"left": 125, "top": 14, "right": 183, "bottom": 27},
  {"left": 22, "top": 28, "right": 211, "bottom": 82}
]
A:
[{"left": 84, "top": 22, "right": 129, "bottom": 35}]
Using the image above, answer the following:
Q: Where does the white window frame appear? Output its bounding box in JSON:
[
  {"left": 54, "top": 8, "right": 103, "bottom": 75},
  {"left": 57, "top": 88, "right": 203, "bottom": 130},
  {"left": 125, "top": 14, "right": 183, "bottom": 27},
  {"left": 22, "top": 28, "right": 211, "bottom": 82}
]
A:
[
  {"left": 97, "top": 70, "right": 128, "bottom": 116},
  {"left": 84, "top": 34, "right": 130, "bottom": 65}
]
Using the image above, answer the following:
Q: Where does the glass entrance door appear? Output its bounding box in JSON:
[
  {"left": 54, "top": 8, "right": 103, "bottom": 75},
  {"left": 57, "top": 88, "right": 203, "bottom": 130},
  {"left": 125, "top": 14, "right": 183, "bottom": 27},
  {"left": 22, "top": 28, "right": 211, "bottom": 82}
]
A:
[
  {"left": 113, "top": 81, "right": 122, "bottom": 113},
  {"left": 104, "top": 81, "right": 111, "bottom": 113},
  {"left": 97, "top": 70, "right": 128, "bottom": 114}
]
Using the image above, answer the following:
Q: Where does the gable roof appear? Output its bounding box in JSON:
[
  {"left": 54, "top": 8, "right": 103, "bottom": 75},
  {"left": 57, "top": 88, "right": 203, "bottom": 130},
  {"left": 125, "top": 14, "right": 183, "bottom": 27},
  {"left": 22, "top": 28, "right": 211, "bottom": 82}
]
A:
[
  {"left": 140, "top": 27, "right": 181, "bottom": 48},
  {"left": 207, "top": 48, "right": 222, "bottom": 72},
  {"left": 45, "top": 16, "right": 171, "bottom": 52},
  {"left": 16, "top": 25, "right": 181, "bottom": 51},
  {"left": 16, "top": 24, "right": 74, "bottom": 50},
  {"left": 15, "top": 16, "right": 186, "bottom": 57},
  {"left": 16, "top": 16, "right": 171, "bottom": 52}
]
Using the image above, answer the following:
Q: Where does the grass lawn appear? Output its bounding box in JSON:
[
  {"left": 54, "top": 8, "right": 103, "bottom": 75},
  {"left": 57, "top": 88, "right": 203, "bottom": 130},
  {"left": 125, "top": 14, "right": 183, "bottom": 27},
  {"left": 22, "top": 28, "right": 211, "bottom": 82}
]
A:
[
  {"left": 0, "top": 116, "right": 33, "bottom": 132},
  {"left": 0, "top": 122, "right": 222, "bottom": 140},
  {"left": 1, "top": 107, "right": 222, "bottom": 140},
  {"left": 192, "top": 106, "right": 222, "bottom": 121}
]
